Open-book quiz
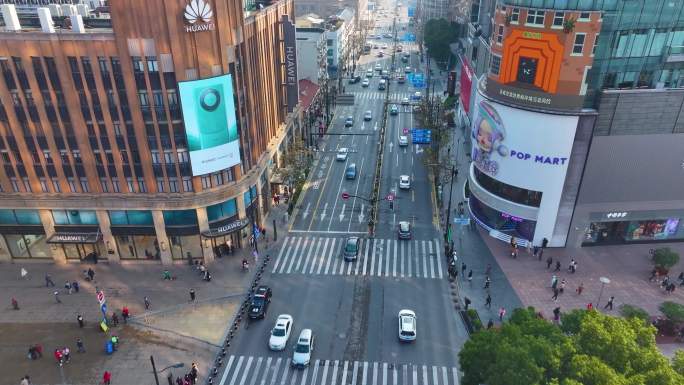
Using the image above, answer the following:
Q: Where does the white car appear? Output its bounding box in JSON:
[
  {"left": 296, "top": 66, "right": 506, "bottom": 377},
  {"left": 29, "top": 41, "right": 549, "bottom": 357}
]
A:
[
  {"left": 364, "top": 110, "right": 372, "bottom": 121},
  {"left": 292, "top": 329, "right": 314, "bottom": 368},
  {"left": 375, "top": 64, "right": 382, "bottom": 72},
  {"left": 336, "top": 148, "right": 348, "bottom": 161},
  {"left": 398, "top": 135, "right": 408, "bottom": 146},
  {"left": 269, "top": 314, "right": 293, "bottom": 351},
  {"left": 398, "top": 309, "right": 416, "bottom": 342},
  {"left": 362, "top": 78, "right": 370, "bottom": 87},
  {"left": 399, "top": 175, "right": 410, "bottom": 189},
  {"left": 401, "top": 97, "right": 410, "bottom": 105}
]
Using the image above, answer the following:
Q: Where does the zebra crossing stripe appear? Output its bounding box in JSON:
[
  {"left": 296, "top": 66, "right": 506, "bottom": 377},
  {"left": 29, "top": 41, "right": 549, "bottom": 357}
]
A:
[
  {"left": 422, "top": 365, "right": 428, "bottom": 385},
  {"left": 341, "top": 361, "right": 349, "bottom": 385},
  {"left": 351, "top": 361, "right": 359, "bottom": 385},
  {"left": 372, "top": 362, "right": 379, "bottom": 385},
  {"left": 452, "top": 367, "right": 460, "bottom": 385},
  {"left": 279, "top": 358, "right": 292, "bottom": 385},
  {"left": 431, "top": 366, "right": 438, "bottom": 385},
  {"left": 435, "top": 239, "right": 444, "bottom": 279},
  {"left": 402, "top": 364, "right": 408, "bottom": 385},
  {"left": 298, "top": 364, "right": 310, "bottom": 385},
  {"left": 301, "top": 237, "right": 317, "bottom": 273},
  {"left": 412, "top": 365, "right": 418, "bottom": 385},
  {"left": 320, "top": 360, "right": 330, "bottom": 385},
  {"left": 272, "top": 238, "right": 291, "bottom": 273},
  {"left": 362, "top": 362, "right": 369, "bottom": 385},
  {"left": 421, "top": 241, "right": 428, "bottom": 279},
  {"left": 428, "top": 241, "right": 435, "bottom": 279},
  {"left": 219, "top": 355, "right": 236, "bottom": 385},
  {"left": 286, "top": 238, "right": 303, "bottom": 274},
  {"left": 259, "top": 357, "right": 273, "bottom": 385},
  {"left": 293, "top": 237, "right": 310, "bottom": 273},
  {"left": 407, "top": 240, "right": 412, "bottom": 277},
  {"left": 248, "top": 357, "right": 263, "bottom": 385},
  {"left": 316, "top": 238, "right": 330, "bottom": 275},
  {"left": 361, "top": 242, "right": 369, "bottom": 275},
  {"left": 331, "top": 360, "right": 340, "bottom": 385},
  {"left": 310, "top": 360, "right": 321, "bottom": 385},
  {"left": 269, "top": 358, "right": 284, "bottom": 385},
  {"left": 441, "top": 367, "right": 449, "bottom": 385},
  {"left": 279, "top": 238, "right": 296, "bottom": 274},
  {"left": 324, "top": 239, "right": 336, "bottom": 275},
  {"left": 228, "top": 356, "right": 245, "bottom": 385},
  {"left": 392, "top": 240, "right": 398, "bottom": 277},
  {"left": 400, "top": 241, "right": 405, "bottom": 278},
  {"left": 313, "top": 238, "right": 328, "bottom": 275},
  {"left": 382, "top": 362, "right": 388, "bottom": 385},
  {"left": 370, "top": 239, "right": 377, "bottom": 276},
  {"left": 239, "top": 357, "right": 254, "bottom": 385}
]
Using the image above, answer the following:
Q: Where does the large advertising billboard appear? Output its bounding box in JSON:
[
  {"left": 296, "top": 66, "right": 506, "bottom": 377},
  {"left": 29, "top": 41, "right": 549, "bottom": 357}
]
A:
[
  {"left": 470, "top": 91, "right": 578, "bottom": 240},
  {"left": 459, "top": 56, "right": 474, "bottom": 114},
  {"left": 486, "top": 25, "right": 598, "bottom": 111},
  {"left": 179, "top": 74, "right": 241, "bottom": 176}
]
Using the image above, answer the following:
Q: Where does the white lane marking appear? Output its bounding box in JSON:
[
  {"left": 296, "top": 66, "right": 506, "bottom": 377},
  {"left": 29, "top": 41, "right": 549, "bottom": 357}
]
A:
[
  {"left": 421, "top": 241, "right": 429, "bottom": 279},
  {"left": 310, "top": 360, "right": 321, "bottom": 385},
  {"left": 291, "top": 237, "right": 308, "bottom": 273},
  {"left": 259, "top": 357, "right": 273, "bottom": 385},
  {"left": 301, "top": 237, "right": 318, "bottom": 274},
  {"left": 228, "top": 356, "right": 245, "bottom": 385},
  {"left": 238, "top": 357, "right": 254, "bottom": 385},
  {"left": 320, "top": 360, "right": 330, "bottom": 385},
  {"left": 428, "top": 240, "right": 436, "bottom": 279},
  {"left": 362, "top": 362, "right": 369, "bottom": 385},
  {"left": 285, "top": 237, "right": 304, "bottom": 274},
  {"left": 316, "top": 238, "right": 331, "bottom": 275},
  {"left": 435, "top": 239, "right": 444, "bottom": 279},
  {"left": 372, "top": 362, "right": 379, "bottom": 385},
  {"left": 362, "top": 240, "right": 369, "bottom": 276},
  {"left": 218, "top": 355, "right": 236, "bottom": 385},
  {"left": 370, "top": 238, "right": 377, "bottom": 276},
  {"left": 392, "top": 239, "right": 398, "bottom": 277},
  {"left": 248, "top": 357, "right": 264, "bottom": 385},
  {"left": 272, "top": 238, "right": 292, "bottom": 273},
  {"left": 377, "top": 239, "right": 384, "bottom": 277},
  {"left": 324, "top": 238, "right": 337, "bottom": 275},
  {"left": 351, "top": 362, "right": 359, "bottom": 385}
]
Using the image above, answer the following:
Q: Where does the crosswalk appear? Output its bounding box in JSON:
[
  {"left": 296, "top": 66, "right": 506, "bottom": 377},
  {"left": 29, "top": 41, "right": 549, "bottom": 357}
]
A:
[
  {"left": 271, "top": 237, "right": 443, "bottom": 279},
  {"left": 352, "top": 92, "right": 415, "bottom": 101},
  {"left": 217, "top": 356, "right": 460, "bottom": 385}
]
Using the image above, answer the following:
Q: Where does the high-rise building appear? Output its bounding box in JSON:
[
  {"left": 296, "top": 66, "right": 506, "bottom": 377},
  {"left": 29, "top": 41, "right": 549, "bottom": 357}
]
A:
[
  {"left": 459, "top": 0, "right": 684, "bottom": 248},
  {"left": 0, "top": 0, "right": 300, "bottom": 264}
]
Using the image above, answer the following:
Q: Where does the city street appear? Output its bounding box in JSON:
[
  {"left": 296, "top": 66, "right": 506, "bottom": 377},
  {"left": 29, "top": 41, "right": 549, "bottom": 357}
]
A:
[{"left": 215, "top": 2, "right": 468, "bottom": 385}]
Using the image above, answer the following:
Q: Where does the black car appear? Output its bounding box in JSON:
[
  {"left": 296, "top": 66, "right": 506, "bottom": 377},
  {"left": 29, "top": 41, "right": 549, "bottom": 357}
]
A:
[
  {"left": 349, "top": 75, "right": 361, "bottom": 84},
  {"left": 342, "top": 237, "right": 360, "bottom": 261},
  {"left": 248, "top": 285, "right": 272, "bottom": 319}
]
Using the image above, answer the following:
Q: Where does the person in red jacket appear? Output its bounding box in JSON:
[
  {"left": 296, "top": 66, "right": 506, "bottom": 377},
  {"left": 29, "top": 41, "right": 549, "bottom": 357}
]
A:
[
  {"left": 53, "top": 349, "right": 63, "bottom": 366},
  {"left": 103, "top": 371, "right": 112, "bottom": 385}
]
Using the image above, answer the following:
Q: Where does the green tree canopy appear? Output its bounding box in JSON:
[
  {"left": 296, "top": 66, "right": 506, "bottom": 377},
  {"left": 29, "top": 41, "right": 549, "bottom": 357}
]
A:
[
  {"left": 459, "top": 308, "right": 684, "bottom": 385},
  {"left": 423, "top": 19, "right": 459, "bottom": 67}
]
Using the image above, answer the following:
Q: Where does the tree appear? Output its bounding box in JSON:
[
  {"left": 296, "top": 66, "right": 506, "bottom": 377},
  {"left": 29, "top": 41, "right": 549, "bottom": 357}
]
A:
[
  {"left": 275, "top": 139, "right": 311, "bottom": 194},
  {"left": 660, "top": 301, "right": 684, "bottom": 323},
  {"left": 653, "top": 247, "right": 680, "bottom": 271},
  {"left": 459, "top": 307, "right": 684, "bottom": 385},
  {"left": 423, "top": 19, "right": 459, "bottom": 67}
]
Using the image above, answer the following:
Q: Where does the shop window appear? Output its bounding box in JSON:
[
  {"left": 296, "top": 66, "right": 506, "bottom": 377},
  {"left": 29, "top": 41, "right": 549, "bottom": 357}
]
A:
[
  {"left": 474, "top": 167, "right": 542, "bottom": 207},
  {"left": 52, "top": 210, "right": 98, "bottom": 225},
  {"left": 163, "top": 210, "right": 198, "bottom": 226},
  {"left": 243, "top": 185, "right": 258, "bottom": 207},
  {"left": 109, "top": 210, "right": 153, "bottom": 226},
  {"left": 0, "top": 209, "right": 40, "bottom": 225},
  {"left": 207, "top": 198, "right": 238, "bottom": 222}
]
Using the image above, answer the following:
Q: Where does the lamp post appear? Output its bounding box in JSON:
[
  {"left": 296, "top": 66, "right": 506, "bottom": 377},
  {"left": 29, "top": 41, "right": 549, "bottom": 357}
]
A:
[
  {"left": 150, "top": 355, "right": 184, "bottom": 385},
  {"left": 596, "top": 276, "right": 611, "bottom": 308}
]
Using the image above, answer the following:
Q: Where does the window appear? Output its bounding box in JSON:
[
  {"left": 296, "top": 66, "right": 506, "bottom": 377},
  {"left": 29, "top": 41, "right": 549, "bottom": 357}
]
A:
[
  {"left": 578, "top": 12, "right": 591, "bottom": 21},
  {"left": 151, "top": 151, "right": 160, "bottom": 164},
  {"left": 120, "top": 150, "right": 129, "bottom": 164},
  {"left": 131, "top": 57, "right": 144, "bottom": 73},
  {"left": 201, "top": 175, "right": 211, "bottom": 189},
  {"left": 100, "top": 178, "right": 109, "bottom": 193},
  {"left": 182, "top": 177, "right": 193, "bottom": 192},
  {"left": 163, "top": 151, "right": 174, "bottom": 164},
  {"left": 169, "top": 178, "right": 179, "bottom": 193},
  {"left": 553, "top": 12, "right": 564, "bottom": 27},
  {"left": 112, "top": 178, "right": 120, "bottom": 193},
  {"left": 138, "top": 178, "right": 147, "bottom": 193},
  {"left": 22, "top": 178, "right": 31, "bottom": 192},
  {"left": 592, "top": 34, "right": 599, "bottom": 56},
  {"left": 126, "top": 178, "right": 135, "bottom": 192},
  {"left": 156, "top": 178, "right": 165, "bottom": 192},
  {"left": 113, "top": 122, "right": 123, "bottom": 136},
  {"left": 510, "top": 8, "right": 519, "bottom": 23},
  {"left": 496, "top": 25, "right": 504, "bottom": 44},
  {"left": 60, "top": 150, "right": 69, "bottom": 164},
  {"left": 10, "top": 177, "right": 19, "bottom": 192},
  {"left": 80, "top": 178, "right": 90, "bottom": 193},
  {"left": 67, "top": 177, "right": 77, "bottom": 192},
  {"left": 39, "top": 178, "right": 48, "bottom": 193},
  {"left": 1, "top": 151, "right": 9, "bottom": 163},
  {"left": 146, "top": 56, "right": 159, "bottom": 72},
  {"left": 526, "top": 9, "right": 544, "bottom": 26},
  {"left": 167, "top": 90, "right": 178, "bottom": 107},
  {"left": 177, "top": 149, "right": 189, "bottom": 163},
  {"left": 490, "top": 55, "right": 502, "bottom": 76},
  {"left": 72, "top": 150, "right": 82, "bottom": 163},
  {"left": 51, "top": 178, "right": 61, "bottom": 192},
  {"left": 138, "top": 91, "right": 149, "bottom": 107},
  {"left": 213, "top": 172, "right": 224, "bottom": 186},
  {"left": 43, "top": 150, "right": 52, "bottom": 164},
  {"left": 572, "top": 33, "right": 586, "bottom": 55}
]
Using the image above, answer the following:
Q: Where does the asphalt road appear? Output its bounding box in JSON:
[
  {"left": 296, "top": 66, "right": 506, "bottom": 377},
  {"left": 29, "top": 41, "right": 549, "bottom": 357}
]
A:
[{"left": 215, "top": 3, "right": 468, "bottom": 385}]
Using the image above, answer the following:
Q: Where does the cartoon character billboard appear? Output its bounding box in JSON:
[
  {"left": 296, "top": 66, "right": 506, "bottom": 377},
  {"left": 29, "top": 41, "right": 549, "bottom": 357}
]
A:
[{"left": 179, "top": 74, "right": 241, "bottom": 176}]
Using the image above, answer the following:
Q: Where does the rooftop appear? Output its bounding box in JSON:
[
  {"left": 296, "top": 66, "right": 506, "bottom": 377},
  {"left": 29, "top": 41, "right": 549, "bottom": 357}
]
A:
[{"left": 298, "top": 79, "right": 320, "bottom": 110}]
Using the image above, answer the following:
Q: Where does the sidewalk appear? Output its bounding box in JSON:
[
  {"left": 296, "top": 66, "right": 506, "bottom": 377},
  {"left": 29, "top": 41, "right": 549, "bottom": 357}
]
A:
[
  {"left": 436, "top": 97, "right": 684, "bottom": 354},
  {"left": 0, "top": 203, "right": 291, "bottom": 384}
]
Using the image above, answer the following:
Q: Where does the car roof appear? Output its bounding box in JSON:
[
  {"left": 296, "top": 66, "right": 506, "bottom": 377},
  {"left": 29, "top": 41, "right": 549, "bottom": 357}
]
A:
[
  {"left": 346, "top": 237, "right": 359, "bottom": 244},
  {"left": 298, "top": 329, "right": 312, "bottom": 340},
  {"left": 400, "top": 175, "right": 409, "bottom": 180},
  {"left": 255, "top": 286, "right": 270, "bottom": 295},
  {"left": 399, "top": 135, "right": 407, "bottom": 139}
]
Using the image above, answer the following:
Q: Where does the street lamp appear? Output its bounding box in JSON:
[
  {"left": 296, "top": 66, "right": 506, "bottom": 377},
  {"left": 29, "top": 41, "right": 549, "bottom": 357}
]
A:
[
  {"left": 596, "top": 276, "right": 611, "bottom": 308},
  {"left": 150, "top": 355, "right": 185, "bottom": 385}
]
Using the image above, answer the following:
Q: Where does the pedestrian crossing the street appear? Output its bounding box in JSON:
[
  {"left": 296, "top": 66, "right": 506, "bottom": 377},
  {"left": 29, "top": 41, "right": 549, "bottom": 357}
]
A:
[
  {"left": 271, "top": 237, "right": 443, "bottom": 279},
  {"left": 218, "top": 356, "right": 460, "bottom": 385}
]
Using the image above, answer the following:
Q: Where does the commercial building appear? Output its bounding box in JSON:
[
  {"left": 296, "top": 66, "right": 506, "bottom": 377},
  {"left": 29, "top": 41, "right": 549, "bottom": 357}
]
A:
[
  {"left": 0, "top": 0, "right": 299, "bottom": 264},
  {"left": 459, "top": 0, "right": 684, "bottom": 248}
]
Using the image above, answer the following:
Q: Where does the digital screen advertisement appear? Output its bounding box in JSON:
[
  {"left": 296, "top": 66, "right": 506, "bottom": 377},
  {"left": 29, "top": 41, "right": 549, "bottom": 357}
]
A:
[
  {"left": 179, "top": 74, "right": 241, "bottom": 176},
  {"left": 470, "top": 92, "right": 578, "bottom": 192}
]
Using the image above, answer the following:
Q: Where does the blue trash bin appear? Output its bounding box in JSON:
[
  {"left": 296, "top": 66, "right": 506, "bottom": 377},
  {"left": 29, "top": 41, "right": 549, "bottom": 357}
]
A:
[{"left": 105, "top": 340, "right": 113, "bottom": 355}]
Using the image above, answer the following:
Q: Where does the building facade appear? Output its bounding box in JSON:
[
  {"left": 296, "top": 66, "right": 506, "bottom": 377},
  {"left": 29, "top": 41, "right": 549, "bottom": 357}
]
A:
[
  {"left": 0, "top": 0, "right": 298, "bottom": 264},
  {"left": 459, "top": 0, "right": 684, "bottom": 248}
]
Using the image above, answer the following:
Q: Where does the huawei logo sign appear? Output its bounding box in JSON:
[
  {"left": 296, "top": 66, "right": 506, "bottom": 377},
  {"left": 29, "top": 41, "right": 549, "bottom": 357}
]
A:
[{"left": 184, "top": 0, "right": 216, "bottom": 32}]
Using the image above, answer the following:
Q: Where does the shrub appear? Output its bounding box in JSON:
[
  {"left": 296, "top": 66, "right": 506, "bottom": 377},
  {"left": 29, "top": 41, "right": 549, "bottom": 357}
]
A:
[
  {"left": 654, "top": 247, "right": 680, "bottom": 270},
  {"left": 466, "top": 309, "right": 483, "bottom": 331},
  {"left": 619, "top": 304, "right": 650, "bottom": 323},
  {"left": 660, "top": 301, "right": 684, "bottom": 323}
]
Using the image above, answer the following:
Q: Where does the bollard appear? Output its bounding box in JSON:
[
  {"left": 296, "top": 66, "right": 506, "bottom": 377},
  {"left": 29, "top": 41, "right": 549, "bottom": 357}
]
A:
[
  {"left": 213, "top": 367, "right": 218, "bottom": 375},
  {"left": 209, "top": 378, "right": 213, "bottom": 384},
  {"left": 222, "top": 349, "right": 227, "bottom": 357},
  {"left": 217, "top": 358, "right": 223, "bottom": 367}
]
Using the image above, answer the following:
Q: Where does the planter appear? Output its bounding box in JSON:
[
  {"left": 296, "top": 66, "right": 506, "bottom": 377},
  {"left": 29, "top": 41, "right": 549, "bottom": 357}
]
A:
[{"left": 459, "top": 308, "right": 483, "bottom": 334}]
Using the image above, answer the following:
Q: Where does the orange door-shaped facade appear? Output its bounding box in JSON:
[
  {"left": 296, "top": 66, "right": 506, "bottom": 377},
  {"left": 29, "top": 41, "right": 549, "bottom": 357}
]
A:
[{"left": 499, "top": 29, "right": 565, "bottom": 94}]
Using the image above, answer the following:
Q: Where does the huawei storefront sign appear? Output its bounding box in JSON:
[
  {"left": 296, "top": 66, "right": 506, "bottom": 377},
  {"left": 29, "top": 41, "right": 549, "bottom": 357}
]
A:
[{"left": 184, "top": 0, "right": 216, "bottom": 32}]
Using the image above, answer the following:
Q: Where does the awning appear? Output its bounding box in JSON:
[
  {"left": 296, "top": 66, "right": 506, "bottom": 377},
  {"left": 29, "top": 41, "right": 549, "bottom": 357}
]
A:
[
  {"left": 201, "top": 218, "right": 250, "bottom": 238},
  {"left": 47, "top": 232, "right": 101, "bottom": 244}
]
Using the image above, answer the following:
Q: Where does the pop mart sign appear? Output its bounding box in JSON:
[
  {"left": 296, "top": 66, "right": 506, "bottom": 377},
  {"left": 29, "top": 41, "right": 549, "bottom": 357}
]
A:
[{"left": 184, "top": 0, "right": 216, "bottom": 33}]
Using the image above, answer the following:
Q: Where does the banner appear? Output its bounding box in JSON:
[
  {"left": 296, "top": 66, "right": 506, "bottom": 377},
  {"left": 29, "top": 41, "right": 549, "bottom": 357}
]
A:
[
  {"left": 179, "top": 74, "right": 241, "bottom": 176},
  {"left": 282, "top": 15, "right": 299, "bottom": 113}
]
